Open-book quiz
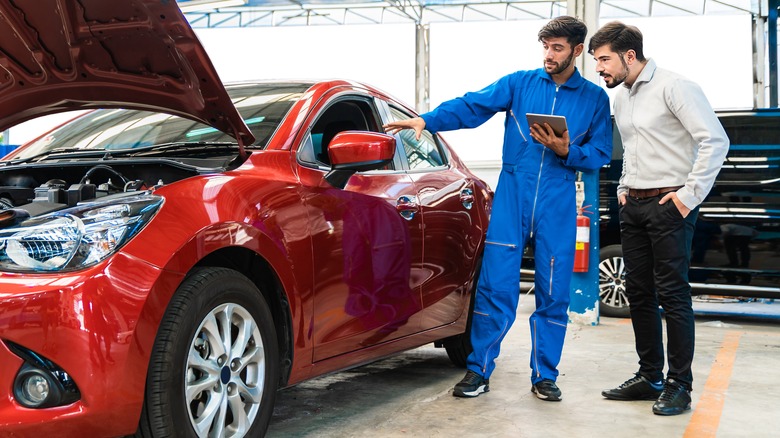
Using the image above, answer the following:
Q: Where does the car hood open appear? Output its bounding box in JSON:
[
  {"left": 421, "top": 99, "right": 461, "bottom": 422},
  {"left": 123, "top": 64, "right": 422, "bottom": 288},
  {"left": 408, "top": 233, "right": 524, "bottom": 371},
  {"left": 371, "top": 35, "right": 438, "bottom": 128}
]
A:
[{"left": 0, "top": 0, "right": 254, "bottom": 150}]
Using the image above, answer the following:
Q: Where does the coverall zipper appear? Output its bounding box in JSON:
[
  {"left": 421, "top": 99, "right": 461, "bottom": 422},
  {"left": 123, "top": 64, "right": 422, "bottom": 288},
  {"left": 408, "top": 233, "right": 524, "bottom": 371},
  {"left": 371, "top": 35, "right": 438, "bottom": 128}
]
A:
[
  {"left": 571, "top": 130, "right": 587, "bottom": 143},
  {"left": 485, "top": 240, "right": 517, "bottom": 248},
  {"left": 509, "top": 110, "right": 528, "bottom": 142},
  {"left": 482, "top": 320, "right": 510, "bottom": 373},
  {"left": 549, "top": 256, "right": 555, "bottom": 296},
  {"left": 533, "top": 319, "right": 540, "bottom": 378},
  {"left": 529, "top": 85, "right": 560, "bottom": 240}
]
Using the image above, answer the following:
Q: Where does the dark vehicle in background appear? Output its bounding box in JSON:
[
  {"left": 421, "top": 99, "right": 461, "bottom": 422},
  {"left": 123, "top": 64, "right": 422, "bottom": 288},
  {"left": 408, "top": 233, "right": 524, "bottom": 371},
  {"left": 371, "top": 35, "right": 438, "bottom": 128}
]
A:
[{"left": 597, "top": 109, "right": 780, "bottom": 317}]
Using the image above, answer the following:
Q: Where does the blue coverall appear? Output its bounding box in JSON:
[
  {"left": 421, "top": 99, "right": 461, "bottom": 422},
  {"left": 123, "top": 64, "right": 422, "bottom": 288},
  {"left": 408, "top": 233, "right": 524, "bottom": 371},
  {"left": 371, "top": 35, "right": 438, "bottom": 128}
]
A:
[{"left": 421, "top": 68, "right": 612, "bottom": 383}]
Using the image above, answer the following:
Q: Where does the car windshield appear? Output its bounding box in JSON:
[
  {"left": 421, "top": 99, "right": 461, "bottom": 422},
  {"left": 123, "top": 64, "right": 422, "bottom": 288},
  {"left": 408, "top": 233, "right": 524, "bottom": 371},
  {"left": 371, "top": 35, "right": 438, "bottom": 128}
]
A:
[{"left": 11, "top": 83, "right": 309, "bottom": 160}]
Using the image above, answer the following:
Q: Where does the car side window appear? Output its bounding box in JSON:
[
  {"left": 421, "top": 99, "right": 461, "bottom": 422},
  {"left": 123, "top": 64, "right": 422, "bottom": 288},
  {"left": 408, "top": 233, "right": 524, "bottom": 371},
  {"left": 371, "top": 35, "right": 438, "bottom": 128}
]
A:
[
  {"left": 388, "top": 106, "right": 448, "bottom": 170},
  {"left": 299, "top": 97, "right": 394, "bottom": 170}
]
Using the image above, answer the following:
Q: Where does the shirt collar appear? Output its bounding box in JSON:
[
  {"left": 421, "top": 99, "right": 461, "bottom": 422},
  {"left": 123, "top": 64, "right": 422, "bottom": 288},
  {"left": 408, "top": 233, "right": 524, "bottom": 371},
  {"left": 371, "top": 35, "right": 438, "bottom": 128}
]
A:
[
  {"left": 536, "top": 67, "right": 585, "bottom": 89},
  {"left": 625, "top": 58, "right": 657, "bottom": 92}
]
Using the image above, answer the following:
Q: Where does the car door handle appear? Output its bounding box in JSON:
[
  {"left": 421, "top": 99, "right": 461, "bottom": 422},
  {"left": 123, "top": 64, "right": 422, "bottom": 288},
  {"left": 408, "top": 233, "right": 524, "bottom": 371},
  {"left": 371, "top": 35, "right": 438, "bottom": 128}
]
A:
[
  {"left": 460, "top": 187, "right": 474, "bottom": 210},
  {"left": 396, "top": 195, "right": 419, "bottom": 221}
]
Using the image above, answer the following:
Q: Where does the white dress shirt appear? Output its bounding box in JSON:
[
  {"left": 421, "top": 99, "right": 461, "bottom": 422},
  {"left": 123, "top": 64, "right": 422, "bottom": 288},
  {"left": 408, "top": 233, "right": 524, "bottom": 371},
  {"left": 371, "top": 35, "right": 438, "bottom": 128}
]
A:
[{"left": 614, "top": 58, "right": 729, "bottom": 210}]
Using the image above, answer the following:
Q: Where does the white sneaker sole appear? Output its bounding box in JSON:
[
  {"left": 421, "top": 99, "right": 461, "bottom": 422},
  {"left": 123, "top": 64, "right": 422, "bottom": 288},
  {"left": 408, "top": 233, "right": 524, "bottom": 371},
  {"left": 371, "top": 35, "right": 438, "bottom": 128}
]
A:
[{"left": 454, "top": 384, "right": 489, "bottom": 398}]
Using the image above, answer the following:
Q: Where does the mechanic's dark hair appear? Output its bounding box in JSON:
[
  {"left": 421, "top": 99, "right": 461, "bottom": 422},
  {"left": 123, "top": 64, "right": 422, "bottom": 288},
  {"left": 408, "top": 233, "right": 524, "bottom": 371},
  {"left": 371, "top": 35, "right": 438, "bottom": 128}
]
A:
[
  {"left": 588, "top": 21, "right": 646, "bottom": 61},
  {"left": 538, "top": 15, "right": 588, "bottom": 48}
]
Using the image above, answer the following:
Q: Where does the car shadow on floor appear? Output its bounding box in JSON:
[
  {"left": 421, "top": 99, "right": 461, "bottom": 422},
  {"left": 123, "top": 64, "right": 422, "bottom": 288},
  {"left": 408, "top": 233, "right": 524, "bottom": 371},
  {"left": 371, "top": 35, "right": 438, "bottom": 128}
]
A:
[{"left": 267, "top": 345, "right": 461, "bottom": 437}]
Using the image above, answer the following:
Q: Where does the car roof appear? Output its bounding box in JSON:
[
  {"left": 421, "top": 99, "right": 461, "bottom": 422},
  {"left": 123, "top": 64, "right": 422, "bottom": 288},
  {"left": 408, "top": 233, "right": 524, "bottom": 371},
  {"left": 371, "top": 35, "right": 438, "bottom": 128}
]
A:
[{"left": 0, "top": 0, "right": 254, "bottom": 149}]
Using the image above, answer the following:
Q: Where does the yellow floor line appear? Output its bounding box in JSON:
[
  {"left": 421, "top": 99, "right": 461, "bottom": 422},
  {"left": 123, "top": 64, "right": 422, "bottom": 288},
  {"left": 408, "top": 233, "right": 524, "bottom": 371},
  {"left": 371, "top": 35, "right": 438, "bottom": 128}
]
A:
[{"left": 683, "top": 330, "right": 743, "bottom": 438}]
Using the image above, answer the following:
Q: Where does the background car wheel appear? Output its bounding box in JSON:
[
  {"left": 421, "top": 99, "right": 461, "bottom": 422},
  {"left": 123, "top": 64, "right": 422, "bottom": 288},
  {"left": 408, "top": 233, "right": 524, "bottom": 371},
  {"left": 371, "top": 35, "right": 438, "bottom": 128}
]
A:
[
  {"left": 598, "top": 245, "right": 631, "bottom": 318},
  {"left": 137, "top": 267, "right": 279, "bottom": 438}
]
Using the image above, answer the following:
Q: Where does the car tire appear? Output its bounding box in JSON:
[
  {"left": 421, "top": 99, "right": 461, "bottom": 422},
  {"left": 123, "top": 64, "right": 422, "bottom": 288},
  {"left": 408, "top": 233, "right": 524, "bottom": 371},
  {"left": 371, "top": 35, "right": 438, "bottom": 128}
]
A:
[
  {"left": 441, "top": 262, "right": 480, "bottom": 368},
  {"left": 598, "top": 245, "right": 631, "bottom": 318},
  {"left": 441, "top": 312, "right": 473, "bottom": 368},
  {"left": 136, "top": 267, "right": 279, "bottom": 438}
]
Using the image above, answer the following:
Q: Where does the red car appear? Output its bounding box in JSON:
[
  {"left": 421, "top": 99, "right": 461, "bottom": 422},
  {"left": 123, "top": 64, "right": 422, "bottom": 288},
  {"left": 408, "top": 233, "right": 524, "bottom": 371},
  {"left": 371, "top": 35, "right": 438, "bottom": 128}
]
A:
[{"left": 0, "top": 1, "right": 490, "bottom": 437}]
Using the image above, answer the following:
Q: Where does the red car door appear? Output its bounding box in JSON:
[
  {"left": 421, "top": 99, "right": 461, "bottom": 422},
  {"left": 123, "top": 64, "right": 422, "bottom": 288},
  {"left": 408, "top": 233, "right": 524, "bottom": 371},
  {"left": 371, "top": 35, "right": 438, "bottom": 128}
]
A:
[
  {"left": 296, "top": 95, "right": 425, "bottom": 363},
  {"left": 396, "top": 126, "right": 484, "bottom": 328}
]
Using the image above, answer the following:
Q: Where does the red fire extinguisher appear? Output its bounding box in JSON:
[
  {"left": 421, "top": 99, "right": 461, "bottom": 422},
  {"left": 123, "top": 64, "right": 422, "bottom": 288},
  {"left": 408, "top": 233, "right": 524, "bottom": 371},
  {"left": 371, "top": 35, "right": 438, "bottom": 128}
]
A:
[
  {"left": 574, "top": 206, "right": 590, "bottom": 272},
  {"left": 573, "top": 176, "right": 590, "bottom": 272}
]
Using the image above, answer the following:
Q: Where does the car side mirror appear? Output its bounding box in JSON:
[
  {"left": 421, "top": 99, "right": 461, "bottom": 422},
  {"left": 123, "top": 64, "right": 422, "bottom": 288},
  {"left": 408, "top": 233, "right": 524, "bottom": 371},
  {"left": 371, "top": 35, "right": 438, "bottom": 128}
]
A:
[{"left": 324, "top": 131, "right": 395, "bottom": 189}]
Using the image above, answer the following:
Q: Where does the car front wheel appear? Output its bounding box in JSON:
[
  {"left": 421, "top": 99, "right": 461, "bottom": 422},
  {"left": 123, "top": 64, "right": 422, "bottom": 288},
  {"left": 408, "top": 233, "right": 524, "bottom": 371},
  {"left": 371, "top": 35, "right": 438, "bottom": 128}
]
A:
[
  {"left": 598, "top": 245, "right": 631, "bottom": 318},
  {"left": 137, "top": 267, "right": 279, "bottom": 438}
]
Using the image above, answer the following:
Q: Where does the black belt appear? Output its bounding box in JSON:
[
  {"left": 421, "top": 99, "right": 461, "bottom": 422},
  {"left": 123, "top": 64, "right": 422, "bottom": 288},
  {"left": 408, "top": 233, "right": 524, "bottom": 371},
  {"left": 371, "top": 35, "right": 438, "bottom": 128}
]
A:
[{"left": 627, "top": 186, "right": 683, "bottom": 199}]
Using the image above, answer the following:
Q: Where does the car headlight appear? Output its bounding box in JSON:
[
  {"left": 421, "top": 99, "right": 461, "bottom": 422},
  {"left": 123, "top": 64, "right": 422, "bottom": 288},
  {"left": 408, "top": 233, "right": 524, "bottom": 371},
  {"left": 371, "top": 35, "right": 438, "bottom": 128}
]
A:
[{"left": 0, "top": 194, "right": 163, "bottom": 272}]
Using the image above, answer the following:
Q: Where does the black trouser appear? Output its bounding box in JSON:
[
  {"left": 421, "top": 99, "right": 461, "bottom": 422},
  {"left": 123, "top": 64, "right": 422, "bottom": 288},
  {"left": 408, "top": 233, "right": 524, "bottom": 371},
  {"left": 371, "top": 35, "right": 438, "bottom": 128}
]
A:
[{"left": 619, "top": 196, "right": 699, "bottom": 390}]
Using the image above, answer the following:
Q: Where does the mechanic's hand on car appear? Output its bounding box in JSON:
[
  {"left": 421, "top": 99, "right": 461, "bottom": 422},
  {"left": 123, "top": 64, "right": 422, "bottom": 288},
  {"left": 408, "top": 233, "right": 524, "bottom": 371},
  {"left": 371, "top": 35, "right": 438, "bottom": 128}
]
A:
[
  {"left": 659, "top": 192, "right": 691, "bottom": 218},
  {"left": 383, "top": 117, "right": 426, "bottom": 140},
  {"left": 529, "top": 122, "right": 570, "bottom": 159}
]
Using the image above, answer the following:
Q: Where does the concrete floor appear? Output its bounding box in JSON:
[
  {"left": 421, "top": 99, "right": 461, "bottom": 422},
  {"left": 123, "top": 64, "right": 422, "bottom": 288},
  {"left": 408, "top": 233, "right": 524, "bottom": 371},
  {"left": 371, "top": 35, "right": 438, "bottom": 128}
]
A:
[{"left": 267, "top": 297, "right": 780, "bottom": 438}]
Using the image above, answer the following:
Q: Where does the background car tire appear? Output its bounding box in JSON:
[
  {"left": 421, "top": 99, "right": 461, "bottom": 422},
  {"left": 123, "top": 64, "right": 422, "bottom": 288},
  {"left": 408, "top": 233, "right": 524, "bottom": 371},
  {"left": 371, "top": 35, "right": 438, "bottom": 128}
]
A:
[
  {"left": 598, "top": 245, "right": 631, "bottom": 318},
  {"left": 136, "top": 267, "right": 279, "bottom": 438}
]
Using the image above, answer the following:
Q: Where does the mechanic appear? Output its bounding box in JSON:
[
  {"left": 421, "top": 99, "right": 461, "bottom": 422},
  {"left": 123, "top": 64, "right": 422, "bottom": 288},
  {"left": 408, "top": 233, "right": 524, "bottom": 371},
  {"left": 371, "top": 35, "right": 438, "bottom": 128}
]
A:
[
  {"left": 590, "top": 22, "right": 729, "bottom": 415},
  {"left": 384, "top": 15, "right": 612, "bottom": 401}
]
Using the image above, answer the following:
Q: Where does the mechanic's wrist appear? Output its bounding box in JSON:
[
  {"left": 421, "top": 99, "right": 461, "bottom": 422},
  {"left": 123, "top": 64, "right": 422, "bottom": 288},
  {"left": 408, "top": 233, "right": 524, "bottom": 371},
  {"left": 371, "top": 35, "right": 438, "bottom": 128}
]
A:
[{"left": 556, "top": 144, "right": 569, "bottom": 160}]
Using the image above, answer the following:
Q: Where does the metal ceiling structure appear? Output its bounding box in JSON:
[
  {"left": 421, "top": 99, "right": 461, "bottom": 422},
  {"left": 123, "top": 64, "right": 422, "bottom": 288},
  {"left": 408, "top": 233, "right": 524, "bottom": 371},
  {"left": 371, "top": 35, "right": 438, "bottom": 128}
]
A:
[
  {"left": 179, "top": 0, "right": 759, "bottom": 27},
  {"left": 179, "top": 0, "right": 779, "bottom": 110}
]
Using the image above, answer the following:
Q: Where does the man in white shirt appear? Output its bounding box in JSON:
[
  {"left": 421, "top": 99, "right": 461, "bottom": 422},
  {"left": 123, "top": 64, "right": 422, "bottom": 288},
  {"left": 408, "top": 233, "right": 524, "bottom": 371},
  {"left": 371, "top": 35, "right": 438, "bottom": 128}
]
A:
[{"left": 588, "top": 21, "right": 729, "bottom": 416}]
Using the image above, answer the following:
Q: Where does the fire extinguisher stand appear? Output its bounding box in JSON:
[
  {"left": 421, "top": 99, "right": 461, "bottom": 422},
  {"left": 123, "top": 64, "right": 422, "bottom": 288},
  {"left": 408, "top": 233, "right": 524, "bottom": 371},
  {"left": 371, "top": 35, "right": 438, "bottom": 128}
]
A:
[{"left": 568, "top": 170, "right": 601, "bottom": 326}]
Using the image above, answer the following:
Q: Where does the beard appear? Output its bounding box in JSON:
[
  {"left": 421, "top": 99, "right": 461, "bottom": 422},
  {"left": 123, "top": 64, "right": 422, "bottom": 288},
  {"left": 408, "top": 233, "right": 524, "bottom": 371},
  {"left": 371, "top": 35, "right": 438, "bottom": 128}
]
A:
[
  {"left": 544, "top": 51, "right": 575, "bottom": 75},
  {"left": 602, "top": 56, "right": 630, "bottom": 88},
  {"left": 603, "top": 71, "right": 628, "bottom": 88}
]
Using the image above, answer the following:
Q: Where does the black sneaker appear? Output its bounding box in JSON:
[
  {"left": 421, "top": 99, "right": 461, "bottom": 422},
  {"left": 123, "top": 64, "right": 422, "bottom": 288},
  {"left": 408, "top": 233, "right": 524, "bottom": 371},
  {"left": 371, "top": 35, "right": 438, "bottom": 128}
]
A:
[
  {"left": 531, "top": 379, "right": 562, "bottom": 401},
  {"left": 602, "top": 374, "right": 663, "bottom": 401},
  {"left": 653, "top": 379, "right": 692, "bottom": 416},
  {"left": 453, "top": 370, "right": 489, "bottom": 398}
]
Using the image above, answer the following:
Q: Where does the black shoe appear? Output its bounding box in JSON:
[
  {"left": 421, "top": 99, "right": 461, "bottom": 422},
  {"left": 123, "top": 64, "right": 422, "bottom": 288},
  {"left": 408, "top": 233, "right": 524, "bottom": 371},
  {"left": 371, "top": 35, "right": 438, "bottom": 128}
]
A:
[
  {"left": 653, "top": 379, "right": 692, "bottom": 416},
  {"left": 453, "top": 371, "right": 489, "bottom": 398},
  {"left": 602, "top": 374, "right": 663, "bottom": 401},
  {"left": 531, "top": 379, "right": 562, "bottom": 401}
]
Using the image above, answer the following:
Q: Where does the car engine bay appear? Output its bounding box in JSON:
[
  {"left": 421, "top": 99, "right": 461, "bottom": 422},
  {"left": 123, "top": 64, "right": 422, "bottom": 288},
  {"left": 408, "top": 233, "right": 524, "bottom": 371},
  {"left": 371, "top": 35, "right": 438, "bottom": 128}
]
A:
[{"left": 0, "top": 159, "right": 219, "bottom": 219}]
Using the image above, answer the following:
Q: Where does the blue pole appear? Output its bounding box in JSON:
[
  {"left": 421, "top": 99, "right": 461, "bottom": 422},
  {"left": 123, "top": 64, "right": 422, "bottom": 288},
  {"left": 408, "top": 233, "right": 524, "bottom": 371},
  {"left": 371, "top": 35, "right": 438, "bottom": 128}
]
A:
[{"left": 568, "top": 169, "right": 600, "bottom": 325}]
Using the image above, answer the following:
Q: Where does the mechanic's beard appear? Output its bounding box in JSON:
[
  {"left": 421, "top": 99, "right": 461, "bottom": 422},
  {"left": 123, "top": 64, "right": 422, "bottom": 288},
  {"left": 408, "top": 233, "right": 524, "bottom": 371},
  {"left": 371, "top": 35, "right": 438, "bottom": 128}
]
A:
[{"left": 545, "top": 51, "right": 575, "bottom": 75}]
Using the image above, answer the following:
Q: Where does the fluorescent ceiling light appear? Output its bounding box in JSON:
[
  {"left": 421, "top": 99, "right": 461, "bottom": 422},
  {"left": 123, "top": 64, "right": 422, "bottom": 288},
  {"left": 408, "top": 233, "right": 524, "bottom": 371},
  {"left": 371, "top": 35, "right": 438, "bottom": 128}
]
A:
[{"left": 179, "top": 0, "right": 248, "bottom": 13}]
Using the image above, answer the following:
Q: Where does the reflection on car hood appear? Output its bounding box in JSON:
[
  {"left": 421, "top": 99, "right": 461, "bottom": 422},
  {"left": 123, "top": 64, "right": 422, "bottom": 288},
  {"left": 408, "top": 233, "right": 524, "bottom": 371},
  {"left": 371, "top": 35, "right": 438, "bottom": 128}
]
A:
[{"left": 0, "top": 0, "right": 255, "bottom": 149}]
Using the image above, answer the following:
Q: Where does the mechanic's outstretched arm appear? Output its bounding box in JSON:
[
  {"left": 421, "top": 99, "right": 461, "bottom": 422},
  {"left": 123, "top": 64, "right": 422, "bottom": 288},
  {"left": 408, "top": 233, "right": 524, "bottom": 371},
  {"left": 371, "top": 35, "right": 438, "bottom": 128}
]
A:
[{"left": 383, "top": 117, "right": 426, "bottom": 140}]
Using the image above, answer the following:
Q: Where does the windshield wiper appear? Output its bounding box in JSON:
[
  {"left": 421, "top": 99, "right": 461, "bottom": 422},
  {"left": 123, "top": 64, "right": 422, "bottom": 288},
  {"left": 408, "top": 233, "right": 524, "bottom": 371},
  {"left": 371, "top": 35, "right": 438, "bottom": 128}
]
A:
[
  {"left": 3, "top": 147, "right": 105, "bottom": 165},
  {"left": 3, "top": 141, "right": 240, "bottom": 165},
  {"left": 118, "top": 141, "right": 239, "bottom": 156}
]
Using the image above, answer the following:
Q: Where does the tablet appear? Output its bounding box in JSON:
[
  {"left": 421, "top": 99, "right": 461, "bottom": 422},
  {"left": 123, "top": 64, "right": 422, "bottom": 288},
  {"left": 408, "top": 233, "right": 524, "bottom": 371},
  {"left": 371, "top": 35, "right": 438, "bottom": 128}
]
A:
[{"left": 526, "top": 113, "right": 568, "bottom": 137}]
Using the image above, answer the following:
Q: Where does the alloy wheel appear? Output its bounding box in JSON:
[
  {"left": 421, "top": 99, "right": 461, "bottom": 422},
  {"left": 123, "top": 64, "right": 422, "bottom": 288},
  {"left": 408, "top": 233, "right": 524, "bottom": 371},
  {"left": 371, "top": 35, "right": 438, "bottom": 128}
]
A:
[
  {"left": 598, "top": 253, "right": 630, "bottom": 315},
  {"left": 186, "top": 303, "right": 265, "bottom": 438}
]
